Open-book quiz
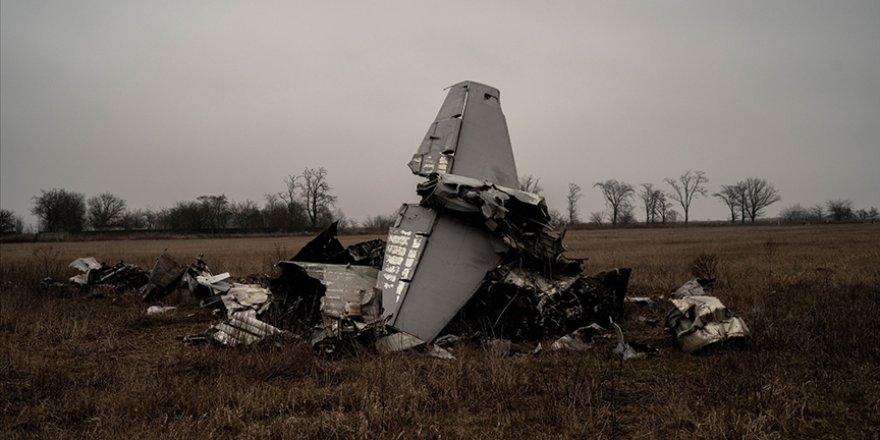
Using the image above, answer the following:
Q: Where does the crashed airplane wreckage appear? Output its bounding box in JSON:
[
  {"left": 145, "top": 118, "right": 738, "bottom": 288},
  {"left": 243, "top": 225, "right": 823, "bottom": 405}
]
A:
[
  {"left": 270, "top": 81, "right": 635, "bottom": 354},
  {"left": 59, "top": 82, "right": 748, "bottom": 355}
]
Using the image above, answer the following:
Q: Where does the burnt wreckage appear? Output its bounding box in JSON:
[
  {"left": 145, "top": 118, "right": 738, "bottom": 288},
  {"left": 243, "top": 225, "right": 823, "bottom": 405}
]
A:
[
  {"left": 60, "top": 81, "right": 748, "bottom": 354},
  {"left": 273, "top": 81, "right": 632, "bottom": 352}
]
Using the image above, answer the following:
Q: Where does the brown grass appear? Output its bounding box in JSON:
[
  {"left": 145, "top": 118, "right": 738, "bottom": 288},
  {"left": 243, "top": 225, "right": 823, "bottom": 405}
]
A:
[{"left": 2, "top": 224, "right": 879, "bottom": 439}]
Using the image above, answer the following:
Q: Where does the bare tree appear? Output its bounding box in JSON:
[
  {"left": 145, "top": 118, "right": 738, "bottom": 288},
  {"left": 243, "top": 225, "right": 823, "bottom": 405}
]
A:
[
  {"left": 152, "top": 207, "right": 170, "bottom": 230},
  {"left": 741, "top": 177, "right": 781, "bottom": 223},
  {"left": 638, "top": 183, "right": 663, "bottom": 223},
  {"left": 87, "top": 192, "right": 127, "bottom": 230},
  {"left": 197, "top": 194, "right": 230, "bottom": 233},
  {"left": 164, "top": 201, "right": 202, "bottom": 231},
  {"left": 0, "top": 209, "right": 13, "bottom": 233},
  {"left": 594, "top": 179, "right": 634, "bottom": 227},
  {"left": 32, "top": 188, "right": 87, "bottom": 232},
  {"left": 142, "top": 208, "right": 160, "bottom": 230},
  {"left": 231, "top": 200, "right": 264, "bottom": 230},
  {"left": 519, "top": 174, "right": 543, "bottom": 194},
  {"left": 657, "top": 193, "right": 673, "bottom": 223},
  {"left": 734, "top": 182, "right": 748, "bottom": 224},
  {"left": 809, "top": 204, "right": 825, "bottom": 223},
  {"left": 713, "top": 185, "right": 740, "bottom": 223},
  {"left": 566, "top": 183, "right": 582, "bottom": 224},
  {"left": 121, "top": 209, "right": 147, "bottom": 230},
  {"left": 548, "top": 209, "right": 565, "bottom": 228},
  {"left": 664, "top": 170, "right": 708, "bottom": 224},
  {"left": 779, "top": 204, "right": 809, "bottom": 223},
  {"left": 826, "top": 199, "right": 854, "bottom": 221},
  {"left": 588, "top": 211, "right": 605, "bottom": 225},
  {"left": 278, "top": 174, "right": 306, "bottom": 230},
  {"left": 0, "top": 209, "right": 23, "bottom": 233},
  {"left": 278, "top": 174, "right": 297, "bottom": 206},
  {"left": 262, "top": 193, "right": 288, "bottom": 231},
  {"left": 618, "top": 201, "right": 636, "bottom": 225},
  {"left": 639, "top": 184, "right": 654, "bottom": 223},
  {"left": 298, "top": 167, "right": 338, "bottom": 229}
]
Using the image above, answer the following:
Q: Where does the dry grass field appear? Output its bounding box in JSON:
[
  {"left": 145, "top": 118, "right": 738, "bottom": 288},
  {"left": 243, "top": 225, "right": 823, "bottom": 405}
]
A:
[{"left": 1, "top": 224, "right": 878, "bottom": 439}]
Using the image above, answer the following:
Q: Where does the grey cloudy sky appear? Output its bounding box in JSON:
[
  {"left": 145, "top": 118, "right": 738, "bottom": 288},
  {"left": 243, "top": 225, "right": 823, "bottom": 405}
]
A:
[{"left": 2, "top": 0, "right": 879, "bottom": 226}]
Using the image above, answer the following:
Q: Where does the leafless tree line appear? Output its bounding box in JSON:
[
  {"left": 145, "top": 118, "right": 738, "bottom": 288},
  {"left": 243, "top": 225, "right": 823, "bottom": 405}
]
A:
[
  {"left": 12, "top": 167, "right": 342, "bottom": 233},
  {"left": 565, "top": 170, "right": 785, "bottom": 227},
  {"left": 713, "top": 177, "right": 782, "bottom": 224},
  {"left": 4, "top": 167, "right": 876, "bottom": 235},
  {"left": 779, "top": 200, "right": 878, "bottom": 224},
  {"left": 567, "top": 170, "right": 709, "bottom": 226}
]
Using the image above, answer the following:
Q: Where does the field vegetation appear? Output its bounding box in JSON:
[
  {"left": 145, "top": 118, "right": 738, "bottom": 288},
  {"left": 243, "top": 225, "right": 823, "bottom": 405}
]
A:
[{"left": 1, "top": 224, "right": 878, "bottom": 439}]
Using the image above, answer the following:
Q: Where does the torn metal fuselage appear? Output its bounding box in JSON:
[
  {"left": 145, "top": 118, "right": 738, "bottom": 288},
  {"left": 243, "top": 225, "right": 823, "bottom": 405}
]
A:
[
  {"left": 272, "top": 81, "right": 629, "bottom": 353},
  {"left": 296, "top": 262, "right": 384, "bottom": 354},
  {"left": 270, "top": 224, "right": 388, "bottom": 353},
  {"left": 378, "top": 81, "right": 622, "bottom": 348}
]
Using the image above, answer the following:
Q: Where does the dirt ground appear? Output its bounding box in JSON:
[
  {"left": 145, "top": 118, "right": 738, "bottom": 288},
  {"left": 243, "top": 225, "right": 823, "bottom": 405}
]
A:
[{"left": 2, "top": 224, "right": 878, "bottom": 439}]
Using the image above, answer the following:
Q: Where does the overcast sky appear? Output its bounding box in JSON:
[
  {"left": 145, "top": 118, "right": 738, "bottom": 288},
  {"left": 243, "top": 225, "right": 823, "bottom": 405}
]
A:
[{"left": 3, "top": 0, "right": 879, "bottom": 227}]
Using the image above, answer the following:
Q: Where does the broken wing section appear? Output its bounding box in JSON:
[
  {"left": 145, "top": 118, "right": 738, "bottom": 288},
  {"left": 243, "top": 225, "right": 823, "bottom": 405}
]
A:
[
  {"left": 379, "top": 204, "right": 507, "bottom": 342},
  {"left": 409, "top": 81, "right": 518, "bottom": 187}
]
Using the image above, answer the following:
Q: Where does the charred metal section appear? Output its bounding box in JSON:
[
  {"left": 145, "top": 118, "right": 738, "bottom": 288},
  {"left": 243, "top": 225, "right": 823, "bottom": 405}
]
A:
[
  {"left": 269, "top": 261, "right": 325, "bottom": 331},
  {"left": 268, "top": 226, "right": 389, "bottom": 352},
  {"left": 69, "top": 257, "right": 149, "bottom": 290},
  {"left": 139, "top": 253, "right": 186, "bottom": 300},
  {"left": 444, "top": 264, "right": 631, "bottom": 341},
  {"left": 416, "top": 173, "right": 568, "bottom": 268},
  {"left": 290, "top": 221, "right": 385, "bottom": 266},
  {"left": 139, "top": 254, "right": 216, "bottom": 302}
]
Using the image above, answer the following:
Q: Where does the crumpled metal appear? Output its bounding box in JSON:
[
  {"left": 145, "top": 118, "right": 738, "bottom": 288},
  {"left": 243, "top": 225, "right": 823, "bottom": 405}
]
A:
[
  {"left": 207, "top": 310, "right": 283, "bottom": 346},
  {"left": 416, "top": 173, "right": 565, "bottom": 264},
  {"left": 68, "top": 257, "right": 148, "bottom": 289},
  {"left": 665, "top": 279, "right": 750, "bottom": 353}
]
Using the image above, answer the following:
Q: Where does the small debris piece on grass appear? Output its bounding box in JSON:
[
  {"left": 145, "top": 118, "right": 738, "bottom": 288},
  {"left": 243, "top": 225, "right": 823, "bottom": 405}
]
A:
[
  {"left": 207, "top": 310, "right": 283, "bottom": 347},
  {"left": 430, "top": 344, "right": 455, "bottom": 360},
  {"left": 69, "top": 257, "right": 148, "bottom": 289},
  {"left": 146, "top": 305, "right": 177, "bottom": 315},
  {"left": 665, "top": 278, "right": 750, "bottom": 353}
]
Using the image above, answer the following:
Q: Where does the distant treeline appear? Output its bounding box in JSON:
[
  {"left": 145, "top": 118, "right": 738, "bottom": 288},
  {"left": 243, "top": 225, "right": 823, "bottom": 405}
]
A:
[
  {"left": 1, "top": 168, "right": 877, "bottom": 236},
  {"left": 1, "top": 167, "right": 395, "bottom": 235}
]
